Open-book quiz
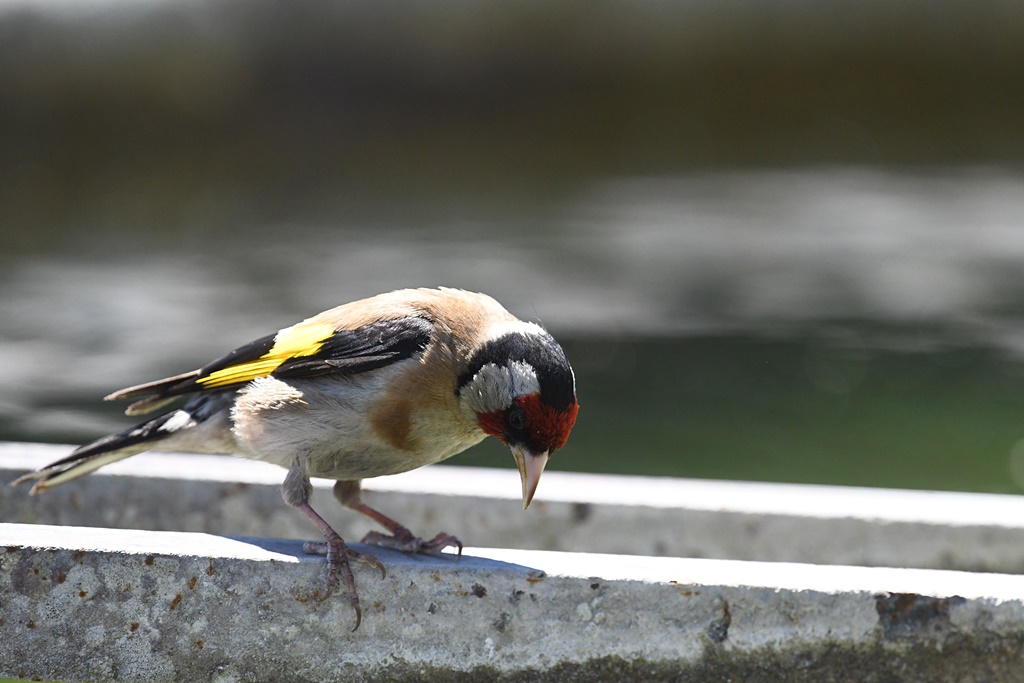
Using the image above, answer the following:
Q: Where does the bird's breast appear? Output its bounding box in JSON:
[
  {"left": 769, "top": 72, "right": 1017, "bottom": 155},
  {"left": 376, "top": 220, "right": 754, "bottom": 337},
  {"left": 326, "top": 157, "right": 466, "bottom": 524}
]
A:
[
  {"left": 232, "top": 360, "right": 484, "bottom": 480},
  {"left": 364, "top": 354, "right": 485, "bottom": 463}
]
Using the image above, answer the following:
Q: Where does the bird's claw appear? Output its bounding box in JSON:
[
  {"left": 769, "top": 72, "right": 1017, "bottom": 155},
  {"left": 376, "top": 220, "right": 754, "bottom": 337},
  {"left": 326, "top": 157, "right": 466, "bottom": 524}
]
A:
[
  {"left": 360, "top": 529, "right": 463, "bottom": 559},
  {"left": 302, "top": 535, "right": 385, "bottom": 631}
]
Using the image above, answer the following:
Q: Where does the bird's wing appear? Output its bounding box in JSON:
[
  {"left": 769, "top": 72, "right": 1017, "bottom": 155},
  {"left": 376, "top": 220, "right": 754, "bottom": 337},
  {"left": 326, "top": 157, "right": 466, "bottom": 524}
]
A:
[{"left": 107, "top": 316, "right": 434, "bottom": 415}]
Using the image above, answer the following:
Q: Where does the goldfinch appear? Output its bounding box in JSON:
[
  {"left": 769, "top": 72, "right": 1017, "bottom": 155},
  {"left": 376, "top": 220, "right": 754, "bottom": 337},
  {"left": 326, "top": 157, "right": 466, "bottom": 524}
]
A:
[{"left": 13, "top": 287, "right": 579, "bottom": 629}]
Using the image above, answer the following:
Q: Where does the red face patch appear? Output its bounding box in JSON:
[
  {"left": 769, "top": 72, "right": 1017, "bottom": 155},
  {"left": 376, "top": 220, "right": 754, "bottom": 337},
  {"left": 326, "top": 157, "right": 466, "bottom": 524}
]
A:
[
  {"left": 477, "top": 393, "right": 579, "bottom": 453},
  {"left": 476, "top": 409, "right": 507, "bottom": 441}
]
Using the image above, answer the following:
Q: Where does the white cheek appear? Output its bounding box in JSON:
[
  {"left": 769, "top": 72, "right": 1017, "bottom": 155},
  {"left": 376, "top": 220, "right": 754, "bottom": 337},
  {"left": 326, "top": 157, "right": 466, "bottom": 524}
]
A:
[
  {"left": 461, "top": 364, "right": 514, "bottom": 415},
  {"left": 508, "top": 360, "right": 541, "bottom": 396},
  {"left": 459, "top": 361, "right": 541, "bottom": 417}
]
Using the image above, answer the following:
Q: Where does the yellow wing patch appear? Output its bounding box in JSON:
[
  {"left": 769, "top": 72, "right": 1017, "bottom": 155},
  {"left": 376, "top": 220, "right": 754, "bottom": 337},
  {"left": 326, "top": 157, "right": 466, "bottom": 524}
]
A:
[{"left": 197, "top": 322, "right": 335, "bottom": 389}]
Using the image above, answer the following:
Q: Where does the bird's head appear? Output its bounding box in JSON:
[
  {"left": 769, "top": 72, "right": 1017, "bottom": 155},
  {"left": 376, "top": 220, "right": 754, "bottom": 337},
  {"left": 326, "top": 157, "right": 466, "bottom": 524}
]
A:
[{"left": 457, "top": 321, "right": 579, "bottom": 509}]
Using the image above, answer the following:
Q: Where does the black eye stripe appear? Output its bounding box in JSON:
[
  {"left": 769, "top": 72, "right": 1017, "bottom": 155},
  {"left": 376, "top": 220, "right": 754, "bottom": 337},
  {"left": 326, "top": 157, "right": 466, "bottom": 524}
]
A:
[
  {"left": 507, "top": 406, "right": 525, "bottom": 430},
  {"left": 504, "top": 405, "right": 531, "bottom": 446}
]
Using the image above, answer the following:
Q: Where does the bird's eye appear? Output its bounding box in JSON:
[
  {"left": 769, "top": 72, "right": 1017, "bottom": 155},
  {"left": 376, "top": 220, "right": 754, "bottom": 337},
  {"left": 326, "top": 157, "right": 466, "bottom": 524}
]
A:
[{"left": 507, "top": 406, "right": 525, "bottom": 431}]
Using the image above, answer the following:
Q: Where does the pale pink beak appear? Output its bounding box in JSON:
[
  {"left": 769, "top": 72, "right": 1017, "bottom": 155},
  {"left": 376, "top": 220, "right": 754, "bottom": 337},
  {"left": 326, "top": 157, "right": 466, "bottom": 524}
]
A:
[{"left": 511, "top": 447, "right": 549, "bottom": 509}]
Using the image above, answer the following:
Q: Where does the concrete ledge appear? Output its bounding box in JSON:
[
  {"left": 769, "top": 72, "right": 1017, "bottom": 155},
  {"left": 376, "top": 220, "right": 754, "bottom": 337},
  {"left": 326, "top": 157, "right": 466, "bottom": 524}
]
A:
[
  {"left": 4, "top": 442, "right": 1024, "bottom": 573},
  {"left": 3, "top": 522, "right": 1024, "bottom": 682}
]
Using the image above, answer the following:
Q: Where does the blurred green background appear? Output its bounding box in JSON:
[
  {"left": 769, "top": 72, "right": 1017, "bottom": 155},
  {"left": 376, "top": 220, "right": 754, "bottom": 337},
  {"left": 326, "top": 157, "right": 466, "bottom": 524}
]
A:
[{"left": 4, "top": 0, "right": 1024, "bottom": 494}]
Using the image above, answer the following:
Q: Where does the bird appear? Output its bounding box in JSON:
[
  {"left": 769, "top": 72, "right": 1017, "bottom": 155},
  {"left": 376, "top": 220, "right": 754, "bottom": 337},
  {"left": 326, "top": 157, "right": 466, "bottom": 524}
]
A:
[{"left": 12, "top": 287, "right": 579, "bottom": 629}]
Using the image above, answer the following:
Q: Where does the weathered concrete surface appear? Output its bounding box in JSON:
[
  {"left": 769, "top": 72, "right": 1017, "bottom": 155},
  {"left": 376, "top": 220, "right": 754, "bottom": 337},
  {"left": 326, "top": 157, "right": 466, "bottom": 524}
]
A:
[
  {"left": 3, "top": 522, "right": 1024, "bottom": 683},
  {"left": 5, "top": 441, "right": 1024, "bottom": 573}
]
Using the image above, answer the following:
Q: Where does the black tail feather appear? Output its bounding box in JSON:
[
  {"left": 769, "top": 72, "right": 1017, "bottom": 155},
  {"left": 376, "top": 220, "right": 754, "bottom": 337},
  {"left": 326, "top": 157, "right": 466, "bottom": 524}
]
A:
[{"left": 12, "top": 392, "right": 233, "bottom": 492}]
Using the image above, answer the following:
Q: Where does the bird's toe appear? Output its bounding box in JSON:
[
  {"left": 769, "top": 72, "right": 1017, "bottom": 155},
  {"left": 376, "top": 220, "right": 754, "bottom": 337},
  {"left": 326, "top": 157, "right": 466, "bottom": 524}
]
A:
[
  {"left": 361, "top": 529, "right": 462, "bottom": 559},
  {"left": 301, "top": 533, "right": 380, "bottom": 631}
]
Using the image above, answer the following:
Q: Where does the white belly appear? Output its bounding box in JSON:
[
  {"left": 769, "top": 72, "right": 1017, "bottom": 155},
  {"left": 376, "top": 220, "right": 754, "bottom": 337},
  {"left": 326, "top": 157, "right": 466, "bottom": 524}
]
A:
[{"left": 229, "top": 373, "right": 486, "bottom": 480}]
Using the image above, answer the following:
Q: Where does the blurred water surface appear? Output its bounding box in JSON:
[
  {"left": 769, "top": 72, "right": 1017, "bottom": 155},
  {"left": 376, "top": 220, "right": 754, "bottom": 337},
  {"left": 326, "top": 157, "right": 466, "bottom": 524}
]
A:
[
  {"left": 5, "top": 168, "right": 1024, "bottom": 494},
  {"left": 5, "top": 0, "right": 1024, "bottom": 494}
]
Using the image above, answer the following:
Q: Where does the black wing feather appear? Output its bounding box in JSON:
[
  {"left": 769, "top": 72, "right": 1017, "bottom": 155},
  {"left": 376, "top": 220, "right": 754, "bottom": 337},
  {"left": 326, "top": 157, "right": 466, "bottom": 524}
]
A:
[
  {"left": 271, "top": 317, "right": 433, "bottom": 380},
  {"left": 198, "top": 332, "right": 278, "bottom": 378},
  {"left": 110, "top": 316, "right": 433, "bottom": 413}
]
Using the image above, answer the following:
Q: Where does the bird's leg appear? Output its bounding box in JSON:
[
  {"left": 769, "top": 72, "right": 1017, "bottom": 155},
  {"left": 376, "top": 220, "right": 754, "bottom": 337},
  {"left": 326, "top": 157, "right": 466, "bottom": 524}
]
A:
[
  {"left": 282, "top": 461, "right": 384, "bottom": 631},
  {"left": 334, "top": 480, "right": 463, "bottom": 558}
]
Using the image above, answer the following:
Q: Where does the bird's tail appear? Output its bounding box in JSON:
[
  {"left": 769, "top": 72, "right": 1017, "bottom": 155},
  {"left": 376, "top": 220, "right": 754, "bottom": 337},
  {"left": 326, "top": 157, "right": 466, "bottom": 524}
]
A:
[{"left": 11, "top": 393, "right": 233, "bottom": 494}]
